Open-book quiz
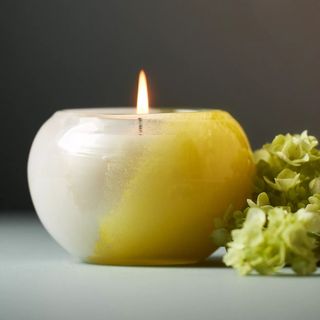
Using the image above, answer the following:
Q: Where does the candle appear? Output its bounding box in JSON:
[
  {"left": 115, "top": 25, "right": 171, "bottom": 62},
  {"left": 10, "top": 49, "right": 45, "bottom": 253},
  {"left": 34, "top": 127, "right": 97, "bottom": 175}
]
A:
[{"left": 28, "top": 71, "right": 254, "bottom": 265}]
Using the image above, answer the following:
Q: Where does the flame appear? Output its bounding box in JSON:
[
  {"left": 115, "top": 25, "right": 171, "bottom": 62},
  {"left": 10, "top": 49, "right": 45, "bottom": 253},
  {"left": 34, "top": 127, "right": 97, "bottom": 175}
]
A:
[{"left": 137, "top": 70, "right": 149, "bottom": 114}]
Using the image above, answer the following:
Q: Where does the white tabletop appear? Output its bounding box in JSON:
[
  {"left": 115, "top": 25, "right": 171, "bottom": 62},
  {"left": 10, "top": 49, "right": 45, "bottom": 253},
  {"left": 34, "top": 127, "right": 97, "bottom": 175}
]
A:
[{"left": 1, "top": 213, "right": 319, "bottom": 320}]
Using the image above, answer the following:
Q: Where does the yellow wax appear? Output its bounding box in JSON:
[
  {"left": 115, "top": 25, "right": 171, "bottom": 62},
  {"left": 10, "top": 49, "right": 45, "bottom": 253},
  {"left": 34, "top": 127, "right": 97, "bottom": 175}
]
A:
[{"left": 89, "top": 110, "right": 254, "bottom": 265}]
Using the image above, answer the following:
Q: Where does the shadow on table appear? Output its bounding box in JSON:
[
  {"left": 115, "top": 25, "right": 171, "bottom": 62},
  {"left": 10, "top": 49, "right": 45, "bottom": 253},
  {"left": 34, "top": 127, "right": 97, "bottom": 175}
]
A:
[
  {"left": 248, "top": 272, "right": 320, "bottom": 278},
  {"left": 81, "top": 257, "right": 320, "bottom": 275},
  {"left": 83, "top": 255, "right": 226, "bottom": 269},
  {"left": 181, "top": 256, "right": 226, "bottom": 269}
]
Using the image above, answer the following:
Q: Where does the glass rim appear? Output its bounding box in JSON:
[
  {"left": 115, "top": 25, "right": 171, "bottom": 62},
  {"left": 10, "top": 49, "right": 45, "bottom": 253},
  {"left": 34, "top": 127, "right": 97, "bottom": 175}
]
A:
[{"left": 54, "top": 107, "right": 227, "bottom": 120}]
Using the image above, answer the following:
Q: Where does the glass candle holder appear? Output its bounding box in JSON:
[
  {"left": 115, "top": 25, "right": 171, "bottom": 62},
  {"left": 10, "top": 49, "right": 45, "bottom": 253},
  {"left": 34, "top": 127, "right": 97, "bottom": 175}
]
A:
[{"left": 28, "top": 108, "right": 254, "bottom": 265}]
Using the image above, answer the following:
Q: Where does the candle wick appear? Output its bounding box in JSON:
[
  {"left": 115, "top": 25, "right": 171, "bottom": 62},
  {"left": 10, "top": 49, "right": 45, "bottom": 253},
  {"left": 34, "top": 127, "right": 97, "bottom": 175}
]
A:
[{"left": 138, "top": 117, "right": 143, "bottom": 135}]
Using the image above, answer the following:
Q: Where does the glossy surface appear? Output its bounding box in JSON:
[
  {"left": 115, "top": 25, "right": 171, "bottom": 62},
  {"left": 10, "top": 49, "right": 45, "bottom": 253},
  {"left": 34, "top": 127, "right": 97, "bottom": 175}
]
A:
[{"left": 28, "top": 109, "right": 254, "bottom": 265}]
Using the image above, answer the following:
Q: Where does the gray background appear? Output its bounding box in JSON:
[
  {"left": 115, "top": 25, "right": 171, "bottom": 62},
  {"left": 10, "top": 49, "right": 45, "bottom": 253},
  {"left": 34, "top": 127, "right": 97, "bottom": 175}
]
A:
[{"left": 1, "top": 0, "right": 320, "bottom": 211}]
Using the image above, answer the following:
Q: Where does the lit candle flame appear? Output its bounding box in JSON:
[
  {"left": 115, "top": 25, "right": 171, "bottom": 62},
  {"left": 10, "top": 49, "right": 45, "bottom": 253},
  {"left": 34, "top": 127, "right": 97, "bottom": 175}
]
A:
[{"left": 137, "top": 70, "right": 149, "bottom": 114}]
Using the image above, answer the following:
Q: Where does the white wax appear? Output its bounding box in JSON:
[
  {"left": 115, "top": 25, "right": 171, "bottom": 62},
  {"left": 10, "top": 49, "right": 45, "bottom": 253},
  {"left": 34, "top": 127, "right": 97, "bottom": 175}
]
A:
[{"left": 28, "top": 108, "right": 156, "bottom": 258}]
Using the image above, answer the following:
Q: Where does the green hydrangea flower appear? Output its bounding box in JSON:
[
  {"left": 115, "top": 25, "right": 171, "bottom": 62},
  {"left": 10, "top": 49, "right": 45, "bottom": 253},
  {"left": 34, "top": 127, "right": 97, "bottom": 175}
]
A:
[
  {"left": 224, "top": 205, "right": 320, "bottom": 275},
  {"left": 214, "top": 131, "right": 320, "bottom": 275},
  {"left": 265, "top": 130, "right": 320, "bottom": 166},
  {"left": 223, "top": 207, "right": 286, "bottom": 275}
]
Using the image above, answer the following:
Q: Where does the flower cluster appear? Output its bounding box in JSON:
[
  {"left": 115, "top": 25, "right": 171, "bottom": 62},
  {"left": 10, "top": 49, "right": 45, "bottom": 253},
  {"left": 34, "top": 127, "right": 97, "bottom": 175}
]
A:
[
  {"left": 223, "top": 194, "right": 320, "bottom": 275},
  {"left": 214, "top": 131, "right": 320, "bottom": 275},
  {"left": 254, "top": 131, "right": 320, "bottom": 211}
]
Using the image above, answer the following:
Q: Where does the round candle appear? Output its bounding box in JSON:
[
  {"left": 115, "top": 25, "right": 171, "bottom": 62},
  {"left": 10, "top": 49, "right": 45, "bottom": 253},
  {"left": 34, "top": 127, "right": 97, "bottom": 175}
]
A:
[{"left": 28, "top": 107, "right": 254, "bottom": 265}]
